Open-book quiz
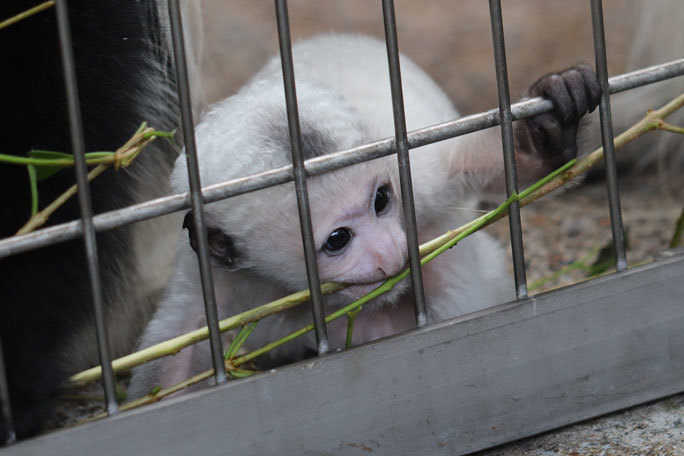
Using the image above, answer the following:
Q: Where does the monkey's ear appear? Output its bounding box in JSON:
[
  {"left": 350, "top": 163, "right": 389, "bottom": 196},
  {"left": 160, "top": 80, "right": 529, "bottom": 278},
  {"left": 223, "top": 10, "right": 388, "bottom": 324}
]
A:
[{"left": 183, "top": 211, "right": 243, "bottom": 271}]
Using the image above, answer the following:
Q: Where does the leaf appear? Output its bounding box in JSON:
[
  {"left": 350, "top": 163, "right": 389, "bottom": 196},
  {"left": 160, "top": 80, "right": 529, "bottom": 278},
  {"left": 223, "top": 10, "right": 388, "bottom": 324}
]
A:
[
  {"left": 28, "top": 150, "right": 73, "bottom": 181},
  {"left": 28, "top": 150, "right": 73, "bottom": 160}
]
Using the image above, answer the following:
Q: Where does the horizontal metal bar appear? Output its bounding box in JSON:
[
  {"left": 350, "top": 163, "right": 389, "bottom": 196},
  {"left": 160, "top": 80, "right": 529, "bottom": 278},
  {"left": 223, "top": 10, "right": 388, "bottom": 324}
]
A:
[
  {"left": 6, "top": 252, "right": 684, "bottom": 455},
  {"left": 1, "top": 59, "right": 682, "bottom": 260},
  {"left": 608, "top": 58, "right": 684, "bottom": 94}
]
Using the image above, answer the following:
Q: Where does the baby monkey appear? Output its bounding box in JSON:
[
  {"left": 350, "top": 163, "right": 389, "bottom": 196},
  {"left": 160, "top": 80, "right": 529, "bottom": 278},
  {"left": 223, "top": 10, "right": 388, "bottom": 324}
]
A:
[{"left": 129, "top": 34, "right": 599, "bottom": 397}]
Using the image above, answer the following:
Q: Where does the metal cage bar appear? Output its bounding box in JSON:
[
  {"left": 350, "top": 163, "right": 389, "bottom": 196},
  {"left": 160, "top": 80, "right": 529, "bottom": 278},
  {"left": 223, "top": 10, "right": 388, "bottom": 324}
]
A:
[
  {"left": 0, "top": 336, "right": 15, "bottom": 445},
  {"left": 381, "top": 0, "right": 428, "bottom": 326},
  {"left": 590, "top": 0, "right": 627, "bottom": 272},
  {"left": 488, "top": 0, "right": 528, "bottom": 298},
  {"left": 167, "top": 0, "right": 227, "bottom": 386},
  {"left": 274, "top": 0, "right": 329, "bottom": 354},
  {"left": 54, "top": 0, "right": 118, "bottom": 416},
  {"left": 0, "top": 58, "right": 682, "bottom": 261},
  {"left": 0, "top": 1, "right": 683, "bottom": 452}
]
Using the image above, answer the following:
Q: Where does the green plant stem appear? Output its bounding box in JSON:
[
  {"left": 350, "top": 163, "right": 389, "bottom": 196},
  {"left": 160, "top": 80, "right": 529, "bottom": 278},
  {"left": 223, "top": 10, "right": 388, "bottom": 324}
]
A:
[
  {"left": 12, "top": 124, "right": 170, "bottom": 235},
  {"left": 0, "top": 127, "right": 172, "bottom": 169},
  {"left": 0, "top": 152, "right": 112, "bottom": 167},
  {"left": 229, "top": 368, "right": 258, "bottom": 378},
  {"left": 419, "top": 158, "right": 577, "bottom": 259},
  {"left": 16, "top": 164, "right": 109, "bottom": 235},
  {"left": 345, "top": 307, "right": 362, "bottom": 349},
  {"left": 27, "top": 165, "right": 38, "bottom": 216},
  {"left": 70, "top": 281, "right": 345, "bottom": 386},
  {"left": 519, "top": 95, "right": 684, "bottom": 209},
  {"left": 0, "top": 1, "right": 54, "bottom": 30},
  {"left": 84, "top": 369, "right": 217, "bottom": 421}
]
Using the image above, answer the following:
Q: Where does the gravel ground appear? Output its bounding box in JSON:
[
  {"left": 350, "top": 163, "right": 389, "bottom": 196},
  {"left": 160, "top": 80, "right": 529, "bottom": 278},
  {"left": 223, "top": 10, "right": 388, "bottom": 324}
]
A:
[
  {"left": 477, "top": 395, "right": 684, "bottom": 456},
  {"left": 44, "top": 1, "right": 684, "bottom": 452}
]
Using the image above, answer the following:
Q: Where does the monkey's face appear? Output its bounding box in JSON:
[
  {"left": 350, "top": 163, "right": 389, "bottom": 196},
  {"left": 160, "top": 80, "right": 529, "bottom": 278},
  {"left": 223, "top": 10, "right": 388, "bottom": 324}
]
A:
[{"left": 311, "top": 163, "right": 409, "bottom": 304}]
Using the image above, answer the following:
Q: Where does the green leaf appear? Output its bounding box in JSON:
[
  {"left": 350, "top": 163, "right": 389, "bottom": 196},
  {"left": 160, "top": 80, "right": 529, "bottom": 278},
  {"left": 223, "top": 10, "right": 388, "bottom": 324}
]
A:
[
  {"left": 28, "top": 150, "right": 73, "bottom": 160},
  {"left": 224, "top": 321, "right": 259, "bottom": 360},
  {"left": 228, "top": 368, "right": 257, "bottom": 378},
  {"left": 28, "top": 150, "right": 72, "bottom": 180}
]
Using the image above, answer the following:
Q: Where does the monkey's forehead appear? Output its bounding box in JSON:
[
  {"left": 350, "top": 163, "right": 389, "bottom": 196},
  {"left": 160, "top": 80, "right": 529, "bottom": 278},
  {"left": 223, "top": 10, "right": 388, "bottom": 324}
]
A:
[{"left": 171, "top": 87, "right": 374, "bottom": 193}]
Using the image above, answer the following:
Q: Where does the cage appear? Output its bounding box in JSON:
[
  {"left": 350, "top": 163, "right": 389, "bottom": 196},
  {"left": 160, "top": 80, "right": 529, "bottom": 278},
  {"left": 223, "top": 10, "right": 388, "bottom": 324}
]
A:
[{"left": 1, "top": 0, "right": 683, "bottom": 454}]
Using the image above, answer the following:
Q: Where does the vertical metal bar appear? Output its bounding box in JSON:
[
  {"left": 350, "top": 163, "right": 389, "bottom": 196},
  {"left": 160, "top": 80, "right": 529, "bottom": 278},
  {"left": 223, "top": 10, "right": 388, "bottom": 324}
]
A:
[
  {"left": 488, "top": 0, "right": 528, "bottom": 299},
  {"left": 54, "top": 0, "right": 118, "bottom": 416},
  {"left": 0, "top": 336, "right": 16, "bottom": 445},
  {"left": 590, "top": 0, "right": 628, "bottom": 272},
  {"left": 167, "top": 0, "right": 227, "bottom": 384},
  {"left": 274, "top": 0, "right": 329, "bottom": 354},
  {"left": 381, "top": 0, "right": 428, "bottom": 327}
]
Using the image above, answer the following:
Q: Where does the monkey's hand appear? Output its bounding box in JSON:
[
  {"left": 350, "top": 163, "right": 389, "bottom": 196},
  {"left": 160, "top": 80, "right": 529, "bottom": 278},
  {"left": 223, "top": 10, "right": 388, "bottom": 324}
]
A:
[{"left": 514, "top": 64, "right": 601, "bottom": 170}]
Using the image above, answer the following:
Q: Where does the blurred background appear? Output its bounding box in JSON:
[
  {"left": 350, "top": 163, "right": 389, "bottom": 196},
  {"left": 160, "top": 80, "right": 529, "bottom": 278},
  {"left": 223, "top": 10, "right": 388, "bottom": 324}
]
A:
[{"left": 200, "top": 1, "right": 640, "bottom": 112}]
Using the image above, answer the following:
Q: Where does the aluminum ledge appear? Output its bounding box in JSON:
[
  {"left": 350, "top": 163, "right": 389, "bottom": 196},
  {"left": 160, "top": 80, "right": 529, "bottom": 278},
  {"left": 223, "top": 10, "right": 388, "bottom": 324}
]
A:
[{"left": 3, "top": 251, "right": 683, "bottom": 455}]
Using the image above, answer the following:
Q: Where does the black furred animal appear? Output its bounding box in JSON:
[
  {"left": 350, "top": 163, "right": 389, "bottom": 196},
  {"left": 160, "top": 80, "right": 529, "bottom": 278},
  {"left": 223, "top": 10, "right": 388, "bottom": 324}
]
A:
[{"left": 0, "top": 1, "right": 183, "bottom": 441}]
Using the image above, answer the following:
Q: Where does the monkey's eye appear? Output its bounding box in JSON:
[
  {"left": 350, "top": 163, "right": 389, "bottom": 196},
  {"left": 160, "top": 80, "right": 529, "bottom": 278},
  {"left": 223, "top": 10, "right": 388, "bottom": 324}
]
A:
[
  {"left": 324, "top": 227, "right": 352, "bottom": 254},
  {"left": 374, "top": 185, "right": 390, "bottom": 215}
]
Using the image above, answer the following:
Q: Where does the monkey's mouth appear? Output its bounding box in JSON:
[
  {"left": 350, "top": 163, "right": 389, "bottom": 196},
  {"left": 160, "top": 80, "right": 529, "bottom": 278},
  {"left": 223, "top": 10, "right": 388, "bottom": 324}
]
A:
[{"left": 340, "top": 280, "right": 387, "bottom": 300}]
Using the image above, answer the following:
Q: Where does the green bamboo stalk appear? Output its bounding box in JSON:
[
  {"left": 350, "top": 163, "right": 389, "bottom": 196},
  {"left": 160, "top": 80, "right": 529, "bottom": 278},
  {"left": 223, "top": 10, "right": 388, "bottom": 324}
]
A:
[
  {"left": 0, "top": 152, "right": 113, "bottom": 168},
  {"left": 70, "top": 281, "right": 345, "bottom": 385},
  {"left": 12, "top": 124, "right": 172, "bottom": 235},
  {"left": 16, "top": 164, "right": 110, "bottom": 235},
  {"left": 0, "top": 1, "right": 54, "bottom": 31},
  {"left": 345, "top": 307, "right": 362, "bottom": 349},
  {"left": 27, "top": 165, "right": 38, "bottom": 216}
]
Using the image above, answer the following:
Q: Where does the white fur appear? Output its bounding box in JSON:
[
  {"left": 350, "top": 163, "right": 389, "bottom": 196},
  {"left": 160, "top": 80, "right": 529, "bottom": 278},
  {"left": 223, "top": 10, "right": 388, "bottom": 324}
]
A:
[{"left": 129, "top": 34, "right": 527, "bottom": 398}]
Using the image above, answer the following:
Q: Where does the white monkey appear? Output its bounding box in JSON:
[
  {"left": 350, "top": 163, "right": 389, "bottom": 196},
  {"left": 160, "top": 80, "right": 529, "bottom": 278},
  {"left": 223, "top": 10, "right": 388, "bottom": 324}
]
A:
[{"left": 128, "top": 34, "right": 599, "bottom": 398}]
